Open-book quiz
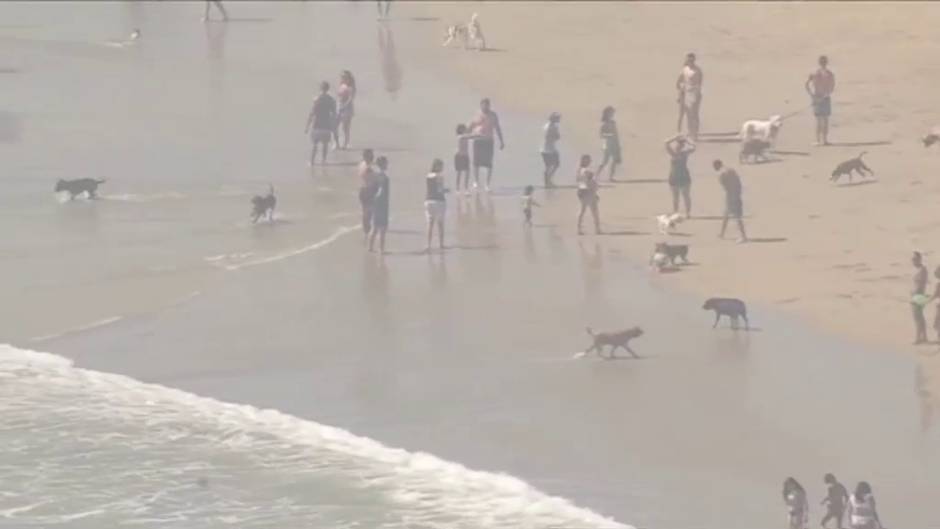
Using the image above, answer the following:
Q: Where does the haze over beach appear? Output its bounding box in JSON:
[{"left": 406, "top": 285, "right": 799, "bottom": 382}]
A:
[{"left": 1, "top": 2, "right": 938, "bottom": 529}]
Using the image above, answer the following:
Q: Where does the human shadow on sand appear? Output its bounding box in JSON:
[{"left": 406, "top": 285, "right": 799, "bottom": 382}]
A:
[
  {"left": 408, "top": 16, "right": 441, "bottom": 22},
  {"left": 827, "top": 141, "right": 892, "bottom": 147},
  {"left": 772, "top": 150, "right": 811, "bottom": 157},
  {"left": 598, "top": 230, "right": 651, "bottom": 236},
  {"left": 746, "top": 237, "right": 787, "bottom": 243},
  {"left": 479, "top": 48, "right": 508, "bottom": 53},
  {"left": 697, "top": 137, "right": 739, "bottom": 144},
  {"left": 610, "top": 178, "right": 667, "bottom": 184}
]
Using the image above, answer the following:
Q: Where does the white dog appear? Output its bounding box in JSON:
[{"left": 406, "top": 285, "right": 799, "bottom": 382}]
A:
[
  {"left": 444, "top": 14, "right": 486, "bottom": 50},
  {"left": 442, "top": 23, "right": 469, "bottom": 48},
  {"left": 467, "top": 13, "right": 486, "bottom": 50},
  {"left": 656, "top": 213, "right": 684, "bottom": 235},
  {"left": 739, "top": 114, "right": 783, "bottom": 146}
]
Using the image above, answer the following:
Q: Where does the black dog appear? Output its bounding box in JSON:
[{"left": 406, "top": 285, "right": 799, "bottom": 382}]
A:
[
  {"left": 250, "top": 185, "right": 276, "bottom": 223},
  {"left": 702, "top": 297, "right": 749, "bottom": 330},
  {"left": 654, "top": 242, "right": 689, "bottom": 265},
  {"left": 830, "top": 152, "right": 873, "bottom": 183},
  {"left": 55, "top": 178, "right": 106, "bottom": 200},
  {"left": 738, "top": 139, "right": 771, "bottom": 164}
]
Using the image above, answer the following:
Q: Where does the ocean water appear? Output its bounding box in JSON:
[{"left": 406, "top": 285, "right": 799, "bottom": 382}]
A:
[{"left": 0, "top": 344, "right": 625, "bottom": 529}]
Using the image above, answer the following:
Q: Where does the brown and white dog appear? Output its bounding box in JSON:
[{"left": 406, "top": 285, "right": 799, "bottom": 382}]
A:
[{"left": 581, "top": 327, "right": 644, "bottom": 359}]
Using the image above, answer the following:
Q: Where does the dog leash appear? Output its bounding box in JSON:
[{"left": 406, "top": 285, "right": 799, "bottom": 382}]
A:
[{"left": 779, "top": 104, "right": 814, "bottom": 121}]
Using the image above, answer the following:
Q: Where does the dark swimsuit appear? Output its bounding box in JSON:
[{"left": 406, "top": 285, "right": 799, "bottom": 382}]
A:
[{"left": 669, "top": 153, "right": 691, "bottom": 188}]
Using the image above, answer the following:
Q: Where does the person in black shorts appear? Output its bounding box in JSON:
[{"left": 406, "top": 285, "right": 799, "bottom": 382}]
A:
[
  {"left": 369, "top": 156, "right": 390, "bottom": 253},
  {"left": 305, "top": 82, "right": 337, "bottom": 165},
  {"left": 665, "top": 134, "right": 695, "bottom": 217}
]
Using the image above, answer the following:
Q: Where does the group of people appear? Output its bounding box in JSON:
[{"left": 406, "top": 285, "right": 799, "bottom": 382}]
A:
[
  {"left": 783, "top": 476, "right": 883, "bottom": 529},
  {"left": 304, "top": 71, "right": 359, "bottom": 166}
]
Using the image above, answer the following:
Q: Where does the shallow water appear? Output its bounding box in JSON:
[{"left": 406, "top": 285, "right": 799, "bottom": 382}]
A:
[{"left": 1, "top": 2, "right": 938, "bottom": 529}]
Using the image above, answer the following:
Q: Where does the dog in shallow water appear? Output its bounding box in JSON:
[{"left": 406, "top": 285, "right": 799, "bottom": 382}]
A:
[
  {"left": 250, "top": 185, "right": 276, "bottom": 223},
  {"left": 55, "top": 178, "right": 106, "bottom": 200},
  {"left": 830, "top": 152, "right": 873, "bottom": 183},
  {"left": 582, "top": 327, "right": 644, "bottom": 359},
  {"left": 702, "top": 297, "right": 749, "bottom": 330}
]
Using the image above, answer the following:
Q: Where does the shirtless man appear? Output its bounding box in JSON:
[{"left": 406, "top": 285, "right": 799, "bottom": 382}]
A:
[
  {"left": 912, "top": 251, "right": 929, "bottom": 344},
  {"left": 805, "top": 55, "right": 836, "bottom": 146},
  {"left": 305, "top": 82, "right": 337, "bottom": 166},
  {"left": 676, "top": 52, "right": 703, "bottom": 141},
  {"left": 468, "top": 98, "right": 505, "bottom": 192},
  {"left": 714, "top": 160, "right": 748, "bottom": 243}
]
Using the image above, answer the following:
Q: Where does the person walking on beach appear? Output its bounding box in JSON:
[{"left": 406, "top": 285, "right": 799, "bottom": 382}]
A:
[
  {"left": 665, "top": 134, "right": 695, "bottom": 217},
  {"left": 454, "top": 124, "right": 479, "bottom": 194},
  {"left": 334, "top": 70, "right": 357, "bottom": 150},
  {"left": 357, "top": 149, "right": 377, "bottom": 238},
  {"left": 468, "top": 98, "right": 505, "bottom": 192},
  {"left": 522, "top": 185, "right": 539, "bottom": 227},
  {"left": 369, "top": 156, "right": 390, "bottom": 253},
  {"left": 782, "top": 477, "right": 809, "bottom": 529},
  {"left": 821, "top": 473, "right": 850, "bottom": 529},
  {"left": 424, "top": 159, "right": 447, "bottom": 252},
  {"left": 305, "top": 82, "right": 337, "bottom": 166},
  {"left": 597, "top": 106, "right": 622, "bottom": 182},
  {"left": 541, "top": 112, "right": 561, "bottom": 188},
  {"left": 911, "top": 251, "right": 929, "bottom": 344},
  {"left": 713, "top": 159, "right": 748, "bottom": 242},
  {"left": 203, "top": 0, "right": 229, "bottom": 22},
  {"left": 676, "top": 52, "right": 703, "bottom": 140},
  {"left": 931, "top": 266, "right": 940, "bottom": 345},
  {"left": 575, "top": 154, "right": 601, "bottom": 235},
  {"left": 805, "top": 55, "right": 835, "bottom": 146},
  {"left": 846, "top": 482, "right": 883, "bottom": 529}
]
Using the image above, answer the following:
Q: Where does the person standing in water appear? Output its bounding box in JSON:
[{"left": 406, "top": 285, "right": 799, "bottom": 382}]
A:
[
  {"left": 820, "top": 473, "right": 850, "bottom": 529},
  {"left": 357, "top": 149, "right": 377, "bottom": 238},
  {"left": 424, "top": 159, "right": 447, "bottom": 252},
  {"left": 782, "top": 477, "right": 809, "bottom": 529},
  {"left": 334, "top": 70, "right": 357, "bottom": 150},
  {"left": 203, "top": 0, "right": 229, "bottom": 22},
  {"left": 453, "top": 124, "right": 479, "bottom": 195},
  {"left": 665, "top": 134, "right": 695, "bottom": 217},
  {"left": 676, "top": 52, "right": 703, "bottom": 140},
  {"left": 468, "top": 98, "right": 505, "bottom": 192},
  {"left": 305, "top": 82, "right": 337, "bottom": 166},
  {"left": 540, "top": 112, "right": 561, "bottom": 188},
  {"left": 713, "top": 159, "right": 748, "bottom": 243},
  {"left": 575, "top": 154, "right": 601, "bottom": 235},
  {"left": 805, "top": 55, "right": 836, "bottom": 146},
  {"left": 369, "top": 156, "right": 390, "bottom": 254},
  {"left": 846, "top": 482, "right": 883, "bottom": 529},
  {"left": 911, "top": 251, "right": 929, "bottom": 344},
  {"left": 596, "top": 106, "right": 622, "bottom": 182}
]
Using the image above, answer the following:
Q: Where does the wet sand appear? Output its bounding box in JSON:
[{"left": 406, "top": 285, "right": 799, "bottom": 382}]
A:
[
  {"left": 405, "top": 1, "right": 940, "bottom": 409},
  {"left": 3, "top": 2, "right": 939, "bottom": 528}
]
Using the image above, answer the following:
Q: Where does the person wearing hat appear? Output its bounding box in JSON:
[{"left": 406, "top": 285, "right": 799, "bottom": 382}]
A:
[
  {"left": 540, "top": 112, "right": 561, "bottom": 188},
  {"left": 911, "top": 251, "right": 929, "bottom": 344}
]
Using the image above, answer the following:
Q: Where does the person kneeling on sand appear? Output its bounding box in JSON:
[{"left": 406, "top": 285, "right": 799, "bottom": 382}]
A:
[{"left": 424, "top": 159, "right": 447, "bottom": 252}]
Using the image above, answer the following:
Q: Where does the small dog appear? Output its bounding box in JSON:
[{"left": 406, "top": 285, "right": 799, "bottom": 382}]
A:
[
  {"left": 739, "top": 138, "right": 772, "bottom": 164},
  {"left": 830, "top": 152, "right": 873, "bottom": 183},
  {"left": 250, "top": 185, "right": 276, "bottom": 223},
  {"left": 656, "top": 213, "right": 684, "bottom": 235},
  {"left": 654, "top": 242, "right": 689, "bottom": 265},
  {"left": 55, "top": 178, "right": 106, "bottom": 200},
  {"left": 739, "top": 115, "right": 783, "bottom": 146},
  {"left": 442, "top": 23, "right": 469, "bottom": 48},
  {"left": 702, "top": 297, "right": 749, "bottom": 330},
  {"left": 583, "top": 326, "right": 644, "bottom": 359}
]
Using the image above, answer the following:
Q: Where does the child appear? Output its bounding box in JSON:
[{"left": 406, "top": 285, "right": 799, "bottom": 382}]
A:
[
  {"left": 522, "top": 185, "right": 539, "bottom": 226},
  {"left": 454, "top": 124, "right": 476, "bottom": 194},
  {"left": 540, "top": 112, "right": 561, "bottom": 188}
]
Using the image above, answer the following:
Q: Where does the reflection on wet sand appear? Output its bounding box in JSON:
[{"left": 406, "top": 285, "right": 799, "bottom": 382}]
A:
[
  {"left": 915, "top": 365, "right": 934, "bottom": 432},
  {"left": 377, "top": 23, "right": 401, "bottom": 99}
]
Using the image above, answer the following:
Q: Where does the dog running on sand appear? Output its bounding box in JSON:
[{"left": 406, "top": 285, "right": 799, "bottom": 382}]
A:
[
  {"left": 581, "top": 327, "right": 644, "bottom": 359},
  {"left": 702, "top": 297, "right": 750, "bottom": 330},
  {"left": 830, "top": 152, "right": 873, "bottom": 183},
  {"left": 55, "top": 178, "right": 106, "bottom": 200},
  {"left": 656, "top": 213, "right": 684, "bottom": 235}
]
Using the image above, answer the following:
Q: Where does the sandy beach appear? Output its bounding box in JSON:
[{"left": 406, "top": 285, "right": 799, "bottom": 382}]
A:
[
  {"left": 1, "top": 2, "right": 938, "bottom": 529},
  {"left": 405, "top": 0, "right": 940, "bottom": 406}
]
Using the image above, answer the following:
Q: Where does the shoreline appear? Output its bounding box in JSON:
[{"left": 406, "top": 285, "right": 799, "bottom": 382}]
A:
[{"left": 403, "top": 1, "right": 940, "bottom": 407}]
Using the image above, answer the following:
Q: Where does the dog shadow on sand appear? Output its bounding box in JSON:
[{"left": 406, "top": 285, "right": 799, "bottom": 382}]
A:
[
  {"left": 835, "top": 179, "right": 878, "bottom": 188},
  {"left": 826, "top": 140, "right": 892, "bottom": 148}
]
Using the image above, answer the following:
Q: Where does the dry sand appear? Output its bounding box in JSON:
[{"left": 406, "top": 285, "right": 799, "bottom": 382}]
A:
[{"left": 403, "top": 1, "right": 940, "bottom": 405}]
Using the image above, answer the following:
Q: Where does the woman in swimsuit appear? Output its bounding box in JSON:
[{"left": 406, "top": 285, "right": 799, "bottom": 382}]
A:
[
  {"left": 847, "top": 482, "right": 883, "bottom": 529},
  {"left": 783, "top": 477, "right": 809, "bottom": 529},
  {"left": 665, "top": 134, "right": 695, "bottom": 217},
  {"left": 597, "top": 106, "right": 622, "bottom": 182},
  {"left": 575, "top": 154, "right": 601, "bottom": 235},
  {"left": 335, "top": 70, "right": 357, "bottom": 150},
  {"left": 424, "top": 159, "right": 447, "bottom": 252}
]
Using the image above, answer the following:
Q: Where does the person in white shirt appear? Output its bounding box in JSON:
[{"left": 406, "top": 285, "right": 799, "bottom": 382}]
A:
[{"left": 540, "top": 112, "right": 561, "bottom": 188}]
